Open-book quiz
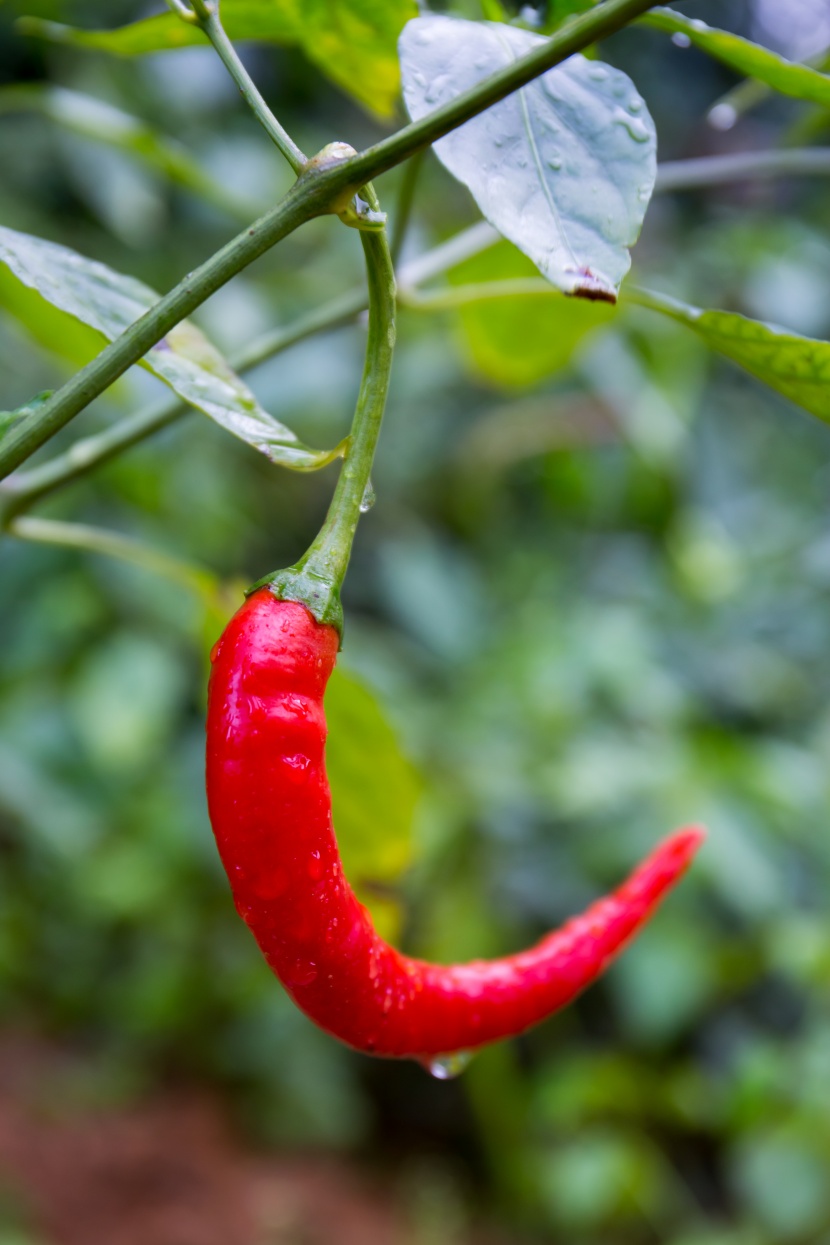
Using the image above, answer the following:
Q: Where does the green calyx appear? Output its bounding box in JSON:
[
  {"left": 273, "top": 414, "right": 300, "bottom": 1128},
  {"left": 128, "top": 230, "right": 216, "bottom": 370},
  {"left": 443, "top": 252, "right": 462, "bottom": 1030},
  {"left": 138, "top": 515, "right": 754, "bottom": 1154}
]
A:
[{"left": 247, "top": 564, "right": 343, "bottom": 636}]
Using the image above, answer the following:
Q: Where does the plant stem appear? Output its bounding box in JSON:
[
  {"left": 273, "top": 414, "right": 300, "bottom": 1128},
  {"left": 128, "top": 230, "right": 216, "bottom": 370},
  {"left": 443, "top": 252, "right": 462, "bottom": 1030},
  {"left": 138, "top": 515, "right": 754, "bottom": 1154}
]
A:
[
  {"left": 656, "top": 147, "right": 830, "bottom": 190},
  {"left": 400, "top": 276, "right": 553, "bottom": 311},
  {"left": 390, "top": 151, "right": 425, "bottom": 266},
  {"left": 189, "top": 3, "right": 306, "bottom": 174},
  {"left": 254, "top": 187, "right": 396, "bottom": 633},
  {"left": 0, "top": 286, "right": 367, "bottom": 520},
  {"left": 0, "top": 180, "right": 327, "bottom": 482},
  {"left": 8, "top": 516, "right": 220, "bottom": 601}
]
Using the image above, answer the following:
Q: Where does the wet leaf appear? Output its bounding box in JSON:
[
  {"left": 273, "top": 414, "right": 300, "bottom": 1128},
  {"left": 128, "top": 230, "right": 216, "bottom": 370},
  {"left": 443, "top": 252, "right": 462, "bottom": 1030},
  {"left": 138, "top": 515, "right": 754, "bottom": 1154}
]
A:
[
  {"left": 0, "top": 390, "right": 52, "bottom": 442},
  {"left": 400, "top": 15, "right": 656, "bottom": 300},
  {"left": 0, "top": 225, "right": 336, "bottom": 469},
  {"left": 635, "top": 286, "right": 830, "bottom": 423},
  {"left": 326, "top": 666, "right": 422, "bottom": 938},
  {"left": 644, "top": 8, "right": 830, "bottom": 108}
]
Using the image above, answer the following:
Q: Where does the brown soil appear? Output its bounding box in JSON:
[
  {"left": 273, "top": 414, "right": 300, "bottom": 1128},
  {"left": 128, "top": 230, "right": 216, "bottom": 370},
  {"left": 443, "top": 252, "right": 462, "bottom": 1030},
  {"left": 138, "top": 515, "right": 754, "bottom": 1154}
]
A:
[{"left": 0, "top": 1032, "right": 422, "bottom": 1245}]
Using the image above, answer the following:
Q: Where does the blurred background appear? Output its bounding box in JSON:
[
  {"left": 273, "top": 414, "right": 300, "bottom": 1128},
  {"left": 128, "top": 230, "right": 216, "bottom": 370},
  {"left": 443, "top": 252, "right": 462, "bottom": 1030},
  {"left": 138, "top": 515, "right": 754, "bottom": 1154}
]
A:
[{"left": 2, "top": 1, "right": 830, "bottom": 1242}]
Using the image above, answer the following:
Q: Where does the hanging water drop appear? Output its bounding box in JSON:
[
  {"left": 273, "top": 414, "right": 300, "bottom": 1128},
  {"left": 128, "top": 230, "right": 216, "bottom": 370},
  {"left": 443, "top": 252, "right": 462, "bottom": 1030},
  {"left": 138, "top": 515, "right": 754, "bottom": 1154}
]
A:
[
  {"left": 423, "top": 1050, "right": 474, "bottom": 1080},
  {"left": 359, "top": 481, "right": 376, "bottom": 513},
  {"left": 671, "top": 31, "right": 692, "bottom": 48}
]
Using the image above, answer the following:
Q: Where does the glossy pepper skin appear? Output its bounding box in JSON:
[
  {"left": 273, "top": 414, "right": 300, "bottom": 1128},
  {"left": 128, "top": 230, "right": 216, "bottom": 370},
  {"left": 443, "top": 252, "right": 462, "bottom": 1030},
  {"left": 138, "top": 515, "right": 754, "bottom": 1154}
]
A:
[{"left": 206, "top": 588, "right": 704, "bottom": 1061}]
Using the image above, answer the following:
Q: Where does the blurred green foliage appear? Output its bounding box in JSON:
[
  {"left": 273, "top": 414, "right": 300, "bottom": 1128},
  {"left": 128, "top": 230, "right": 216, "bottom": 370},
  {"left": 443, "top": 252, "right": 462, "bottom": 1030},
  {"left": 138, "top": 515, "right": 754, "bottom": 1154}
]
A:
[{"left": 3, "top": 1, "right": 830, "bottom": 1241}]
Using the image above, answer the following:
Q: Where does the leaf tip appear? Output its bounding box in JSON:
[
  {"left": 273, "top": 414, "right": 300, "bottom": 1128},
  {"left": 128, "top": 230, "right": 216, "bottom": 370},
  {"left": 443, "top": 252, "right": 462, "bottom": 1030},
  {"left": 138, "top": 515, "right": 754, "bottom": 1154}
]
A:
[{"left": 565, "top": 268, "right": 618, "bottom": 304}]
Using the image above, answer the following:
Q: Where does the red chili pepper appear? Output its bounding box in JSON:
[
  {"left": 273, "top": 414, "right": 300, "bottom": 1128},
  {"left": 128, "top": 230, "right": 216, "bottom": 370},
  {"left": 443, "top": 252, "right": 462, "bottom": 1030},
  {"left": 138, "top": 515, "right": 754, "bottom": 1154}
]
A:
[{"left": 206, "top": 587, "right": 704, "bottom": 1064}]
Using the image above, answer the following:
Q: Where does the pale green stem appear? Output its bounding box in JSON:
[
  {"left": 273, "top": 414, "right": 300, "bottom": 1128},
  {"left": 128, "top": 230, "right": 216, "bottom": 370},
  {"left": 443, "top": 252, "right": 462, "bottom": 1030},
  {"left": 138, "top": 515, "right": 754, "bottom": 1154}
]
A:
[
  {"left": 254, "top": 185, "right": 396, "bottom": 632},
  {"left": 656, "top": 147, "right": 830, "bottom": 189},
  {"left": 9, "top": 516, "right": 220, "bottom": 601},
  {"left": 183, "top": 1, "right": 306, "bottom": 174},
  {"left": 0, "top": 180, "right": 328, "bottom": 482},
  {"left": 399, "top": 277, "right": 553, "bottom": 311},
  {"left": 0, "top": 286, "right": 366, "bottom": 521},
  {"left": 390, "top": 151, "right": 426, "bottom": 266}
]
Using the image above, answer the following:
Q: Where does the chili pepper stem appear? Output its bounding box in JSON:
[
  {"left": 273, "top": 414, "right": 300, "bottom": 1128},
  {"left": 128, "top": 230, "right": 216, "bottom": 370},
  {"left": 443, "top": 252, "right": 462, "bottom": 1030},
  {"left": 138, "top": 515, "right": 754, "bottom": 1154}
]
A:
[{"left": 250, "top": 184, "right": 396, "bottom": 634}]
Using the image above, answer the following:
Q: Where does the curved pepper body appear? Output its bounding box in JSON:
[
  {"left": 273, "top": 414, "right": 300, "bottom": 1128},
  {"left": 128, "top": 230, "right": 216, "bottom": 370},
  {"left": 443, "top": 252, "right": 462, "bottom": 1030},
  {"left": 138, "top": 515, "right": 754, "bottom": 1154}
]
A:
[{"left": 206, "top": 588, "right": 704, "bottom": 1060}]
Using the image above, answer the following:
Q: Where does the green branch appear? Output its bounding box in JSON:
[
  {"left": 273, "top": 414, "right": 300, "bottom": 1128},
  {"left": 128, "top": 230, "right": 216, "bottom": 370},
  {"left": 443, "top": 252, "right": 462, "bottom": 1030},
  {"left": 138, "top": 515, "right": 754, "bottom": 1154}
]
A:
[
  {"left": 9, "top": 515, "right": 220, "bottom": 601},
  {"left": 0, "top": 287, "right": 366, "bottom": 521},
  {"left": 254, "top": 186, "right": 397, "bottom": 633},
  {"left": 656, "top": 147, "right": 830, "bottom": 190},
  {"left": 171, "top": 0, "right": 306, "bottom": 174},
  {"left": 0, "top": 180, "right": 326, "bottom": 482}
]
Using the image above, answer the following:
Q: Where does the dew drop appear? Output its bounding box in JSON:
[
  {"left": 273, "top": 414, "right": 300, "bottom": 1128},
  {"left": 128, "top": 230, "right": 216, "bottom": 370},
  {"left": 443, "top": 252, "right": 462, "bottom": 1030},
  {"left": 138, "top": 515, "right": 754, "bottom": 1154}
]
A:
[
  {"left": 307, "top": 849, "right": 323, "bottom": 881},
  {"left": 359, "top": 481, "right": 376, "bottom": 513},
  {"left": 422, "top": 1051, "right": 474, "bottom": 1080},
  {"left": 616, "top": 114, "right": 650, "bottom": 143},
  {"left": 671, "top": 31, "right": 691, "bottom": 48},
  {"left": 628, "top": 97, "right": 643, "bottom": 113},
  {"left": 588, "top": 65, "right": 608, "bottom": 82},
  {"left": 547, "top": 154, "right": 562, "bottom": 171}
]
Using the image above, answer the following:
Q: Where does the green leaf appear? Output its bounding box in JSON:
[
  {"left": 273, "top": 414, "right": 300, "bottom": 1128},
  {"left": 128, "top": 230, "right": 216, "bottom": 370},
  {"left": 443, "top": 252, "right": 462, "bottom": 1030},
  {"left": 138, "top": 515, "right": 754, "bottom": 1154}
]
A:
[
  {"left": 643, "top": 8, "right": 830, "bottom": 109},
  {"left": 0, "top": 391, "right": 52, "bottom": 442},
  {"left": 0, "top": 85, "right": 255, "bottom": 219},
  {"left": 18, "top": 0, "right": 417, "bottom": 121},
  {"left": 325, "top": 666, "right": 421, "bottom": 937},
  {"left": 633, "top": 286, "right": 830, "bottom": 423},
  {"left": 0, "top": 264, "right": 107, "bottom": 367},
  {"left": 544, "top": 0, "right": 600, "bottom": 29},
  {"left": 0, "top": 224, "right": 336, "bottom": 470},
  {"left": 450, "top": 240, "right": 616, "bottom": 387},
  {"left": 400, "top": 16, "right": 656, "bottom": 301}
]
